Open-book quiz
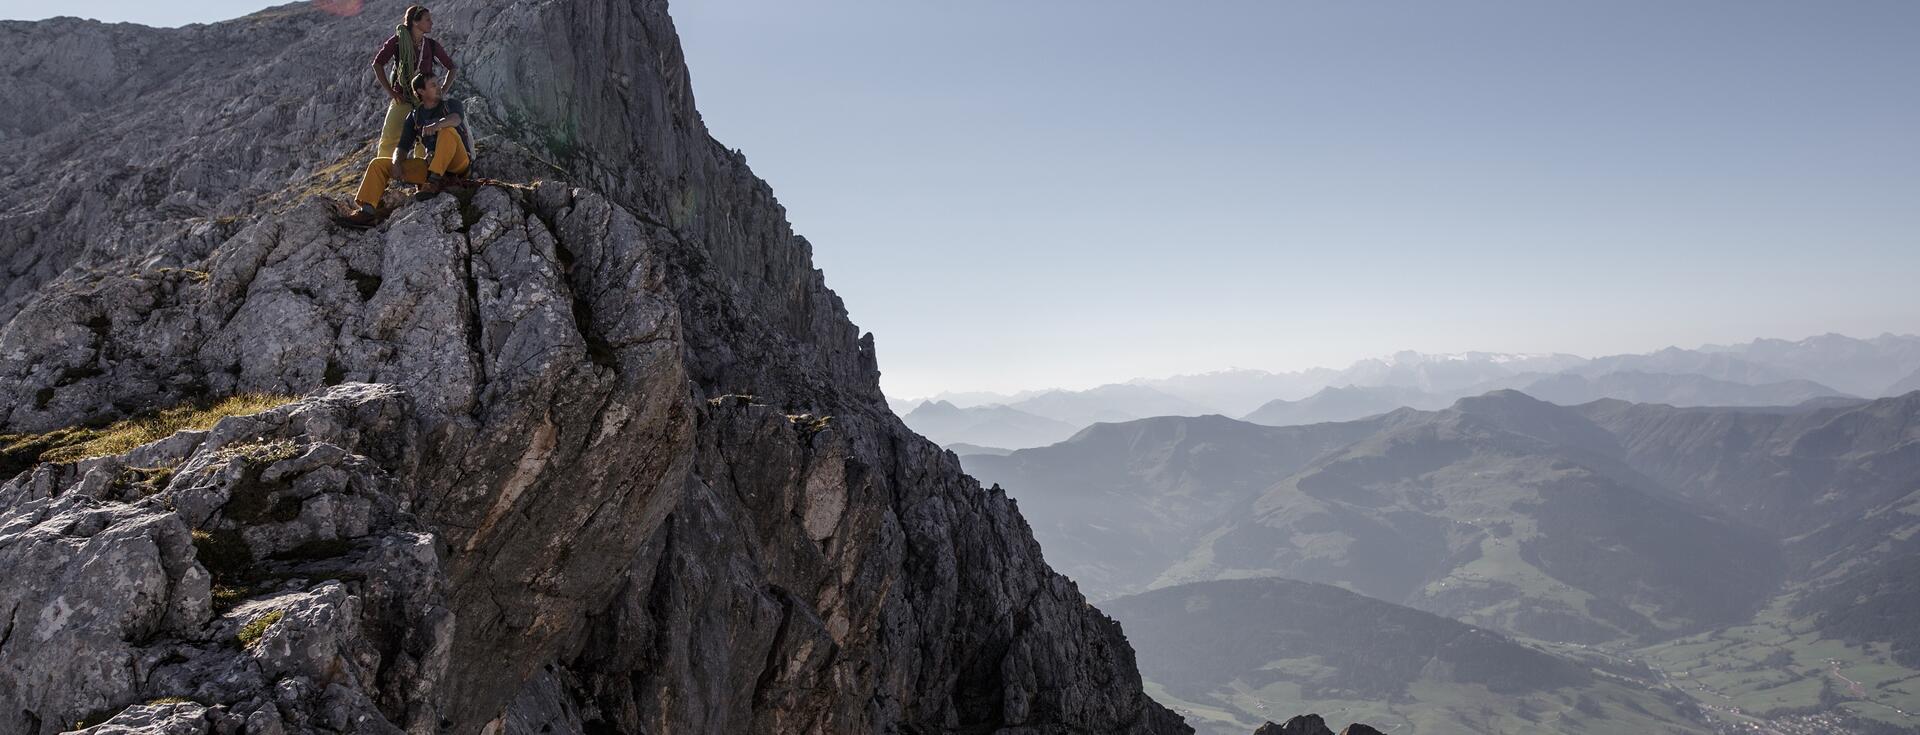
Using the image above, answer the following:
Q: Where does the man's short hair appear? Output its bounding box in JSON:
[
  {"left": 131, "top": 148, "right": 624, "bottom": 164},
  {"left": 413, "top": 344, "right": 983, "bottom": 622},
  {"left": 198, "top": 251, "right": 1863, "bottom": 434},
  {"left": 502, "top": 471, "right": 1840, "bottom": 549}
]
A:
[{"left": 411, "top": 73, "right": 432, "bottom": 92}]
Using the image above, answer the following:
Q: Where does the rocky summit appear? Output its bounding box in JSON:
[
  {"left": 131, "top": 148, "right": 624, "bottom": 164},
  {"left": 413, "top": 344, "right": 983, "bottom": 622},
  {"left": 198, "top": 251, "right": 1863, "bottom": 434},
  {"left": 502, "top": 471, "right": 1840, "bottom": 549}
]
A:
[
  {"left": 1248, "top": 715, "right": 1383, "bottom": 735},
  {"left": 0, "top": 1, "right": 1186, "bottom": 733}
]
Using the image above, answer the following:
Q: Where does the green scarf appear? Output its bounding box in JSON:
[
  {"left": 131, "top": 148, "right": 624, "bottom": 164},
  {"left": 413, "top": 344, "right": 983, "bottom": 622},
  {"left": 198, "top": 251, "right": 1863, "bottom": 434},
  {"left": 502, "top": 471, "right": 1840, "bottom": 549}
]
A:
[{"left": 391, "top": 25, "right": 421, "bottom": 106}]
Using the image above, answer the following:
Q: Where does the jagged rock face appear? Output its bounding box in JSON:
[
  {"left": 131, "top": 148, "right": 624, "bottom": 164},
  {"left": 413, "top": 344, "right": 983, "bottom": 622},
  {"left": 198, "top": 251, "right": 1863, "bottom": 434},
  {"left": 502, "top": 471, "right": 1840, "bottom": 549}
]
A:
[
  {"left": 1248, "top": 716, "right": 1380, "bottom": 735},
  {"left": 1, "top": 386, "right": 447, "bottom": 734},
  {"left": 0, "top": 1, "right": 1185, "bottom": 734},
  {"left": 1251, "top": 715, "right": 1332, "bottom": 735}
]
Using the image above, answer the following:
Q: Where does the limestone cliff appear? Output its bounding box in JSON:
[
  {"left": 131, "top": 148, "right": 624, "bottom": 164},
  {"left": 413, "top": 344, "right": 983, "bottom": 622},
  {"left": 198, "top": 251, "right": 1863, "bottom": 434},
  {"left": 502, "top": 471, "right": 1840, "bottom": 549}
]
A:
[{"left": 0, "top": 1, "right": 1187, "bottom": 733}]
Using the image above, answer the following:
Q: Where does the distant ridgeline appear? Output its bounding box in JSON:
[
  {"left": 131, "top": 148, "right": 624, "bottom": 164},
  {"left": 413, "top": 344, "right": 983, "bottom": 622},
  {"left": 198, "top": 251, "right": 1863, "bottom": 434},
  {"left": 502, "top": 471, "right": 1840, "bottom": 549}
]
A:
[
  {"left": 967, "top": 389, "right": 1920, "bottom": 733},
  {"left": 908, "top": 335, "right": 1920, "bottom": 452}
]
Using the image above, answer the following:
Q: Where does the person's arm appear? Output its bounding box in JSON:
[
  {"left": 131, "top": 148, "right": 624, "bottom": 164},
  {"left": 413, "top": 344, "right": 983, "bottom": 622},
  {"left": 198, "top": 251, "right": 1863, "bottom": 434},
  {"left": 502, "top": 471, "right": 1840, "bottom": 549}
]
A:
[
  {"left": 422, "top": 113, "right": 463, "bottom": 134},
  {"left": 371, "top": 64, "right": 405, "bottom": 103},
  {"left": 371, "top": 37, "right": 404, "bottom": 102},
  {"left": 434, "top": 40, "right": 458, "bottom": 96},
  {"left": 422, "top": 99, "right": 464, "bottom": 134}
]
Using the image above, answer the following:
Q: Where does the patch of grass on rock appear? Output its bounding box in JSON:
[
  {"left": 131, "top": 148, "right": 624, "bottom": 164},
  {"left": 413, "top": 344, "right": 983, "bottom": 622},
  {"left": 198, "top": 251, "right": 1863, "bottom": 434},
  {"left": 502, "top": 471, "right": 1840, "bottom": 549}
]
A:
[
  {"left": 1, "top": 394, "right": 299, "bottom": 476},
  {"left": 236, "top": 609, "right": 284, "bottom": 648}
]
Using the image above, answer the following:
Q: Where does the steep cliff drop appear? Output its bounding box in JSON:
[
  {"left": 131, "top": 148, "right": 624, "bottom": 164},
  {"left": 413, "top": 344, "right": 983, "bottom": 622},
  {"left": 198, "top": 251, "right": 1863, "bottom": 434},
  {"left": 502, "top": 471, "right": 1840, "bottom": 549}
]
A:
[{"left": 0, "top": 1, "right": 1189, "bottom": 733}]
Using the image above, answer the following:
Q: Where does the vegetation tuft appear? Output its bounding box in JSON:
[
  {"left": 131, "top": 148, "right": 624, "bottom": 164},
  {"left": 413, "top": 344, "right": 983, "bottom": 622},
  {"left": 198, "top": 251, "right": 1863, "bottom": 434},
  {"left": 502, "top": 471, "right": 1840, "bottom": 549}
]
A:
[
  {"left": 236, "top": 609, "right": 285, "bottom": 648},
  {"left": 115, "top": 464, "right": 178, "bottom": 496},
  {"left": 787, "top": 413, "right": 834, "bottom": 436},
  {"left": 0, "top": 393, "right": 298, "bottom": 478}
]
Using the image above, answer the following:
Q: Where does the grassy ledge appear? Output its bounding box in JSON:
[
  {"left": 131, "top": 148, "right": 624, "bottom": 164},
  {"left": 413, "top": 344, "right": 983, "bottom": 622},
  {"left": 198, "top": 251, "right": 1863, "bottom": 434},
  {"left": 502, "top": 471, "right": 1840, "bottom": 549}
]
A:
[{"left": 0, "top": 393, "right": 298, "bottom": 476}]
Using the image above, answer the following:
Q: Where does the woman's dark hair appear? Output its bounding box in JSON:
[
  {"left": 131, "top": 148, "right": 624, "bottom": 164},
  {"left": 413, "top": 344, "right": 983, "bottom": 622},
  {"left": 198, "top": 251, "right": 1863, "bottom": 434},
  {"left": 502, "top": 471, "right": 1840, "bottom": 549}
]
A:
[
  {"left": 410, "top": 73, "right": 432, "bottom": 92},
  {"left": 402, "top": 5, "right": 429, "bottom": 29}
]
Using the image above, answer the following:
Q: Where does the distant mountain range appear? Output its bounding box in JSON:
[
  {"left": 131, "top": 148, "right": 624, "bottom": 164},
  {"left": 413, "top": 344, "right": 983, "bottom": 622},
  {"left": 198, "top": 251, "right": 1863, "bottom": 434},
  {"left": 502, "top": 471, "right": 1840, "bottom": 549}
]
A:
[
  {"left": 1238, "top": 372, "right": 1851, "bottom": 430},
  {"left": 973, "top": 392, "right": 1782, "bottom": 641},
  {"left": 1517, "top": 371, "right": 1848, "bottom": 408},
  {"left": 899, "top": 400, "right": 1080, "bottom": 449},
  {"left": 1888, "top": 366, "right": 1920, "bottom": 396},
  {"left": 963, "top": 390, "right": 1920, "bottom": 732},
  {"left": 1699, "top": 332, "right": 1920, "bottom": 398},
  {"left": 901, "top": 333, "right": 1920, "bottom": 450},
  {"left": 1241, "top": 385, "right": 1454, "bottom": 427}
]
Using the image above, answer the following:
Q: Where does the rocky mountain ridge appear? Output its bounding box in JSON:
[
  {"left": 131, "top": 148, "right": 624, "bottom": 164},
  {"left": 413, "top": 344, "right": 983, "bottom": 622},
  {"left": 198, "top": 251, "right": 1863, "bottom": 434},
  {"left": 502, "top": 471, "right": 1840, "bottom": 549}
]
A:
[{"left": 0, "top": 1, "right": 1185, "bottom": 733}]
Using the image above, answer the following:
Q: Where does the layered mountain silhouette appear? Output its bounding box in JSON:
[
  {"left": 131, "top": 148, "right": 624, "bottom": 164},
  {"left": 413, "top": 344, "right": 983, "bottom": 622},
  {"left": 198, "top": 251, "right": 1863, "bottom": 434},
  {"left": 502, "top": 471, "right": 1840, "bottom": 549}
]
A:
[
  {"left": 1889, "top": 367, "right": 1920, "bottom": 396},
  {"left": 900, "top": 399, "right": 1079, "bottom": 449},
  {"left": 1703, "top": 332, "right": 1920, "bottom": 397},
  {"left": 1004, "top": 384, "right": 1216, "bottom": 426},
  {"left": 907, "top": 334, "right": 1915, "bottom": 448},
  {"left": 1242, "top": 385, "right": 1452, "bottom": 427},
  {"left": 1169, "top": 392, "right": 1780, "bottom": 643},
  {"left": 1519, "top": 371, "right": 1849, "bottom": 407},
  {"left": 964, "top": 415, "right": 1382, "bottom": 598},
  {"left": 963, "top": 387, "right": 1920, "bottom": 732}
]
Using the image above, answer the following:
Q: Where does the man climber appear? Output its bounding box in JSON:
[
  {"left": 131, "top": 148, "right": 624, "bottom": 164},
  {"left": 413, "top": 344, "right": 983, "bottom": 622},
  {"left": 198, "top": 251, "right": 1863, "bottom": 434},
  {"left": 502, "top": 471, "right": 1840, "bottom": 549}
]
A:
[{"left": 334, "top": 74, "right": 472, "bottom": 228}]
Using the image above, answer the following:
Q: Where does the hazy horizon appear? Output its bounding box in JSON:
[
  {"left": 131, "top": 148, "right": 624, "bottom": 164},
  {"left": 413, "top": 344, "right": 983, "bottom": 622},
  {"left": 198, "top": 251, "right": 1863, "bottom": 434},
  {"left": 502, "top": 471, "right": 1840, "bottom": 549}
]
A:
[
  {"left": 890, "top": 329, "right": 1918, "bottom": 400},
  {"left": 10, "top": 0, "right": 1917, "bottom": 399}
]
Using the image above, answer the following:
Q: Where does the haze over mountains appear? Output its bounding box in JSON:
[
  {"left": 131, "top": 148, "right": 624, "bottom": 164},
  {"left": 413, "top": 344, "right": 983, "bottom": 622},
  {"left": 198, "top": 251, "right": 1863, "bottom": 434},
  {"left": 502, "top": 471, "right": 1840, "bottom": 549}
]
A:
[
  {"left": 961, "top": 384, "right": 1920, "bottom": 733},
  {"left": 901, "top": 333, "right": 1920, "bottom": 451}
]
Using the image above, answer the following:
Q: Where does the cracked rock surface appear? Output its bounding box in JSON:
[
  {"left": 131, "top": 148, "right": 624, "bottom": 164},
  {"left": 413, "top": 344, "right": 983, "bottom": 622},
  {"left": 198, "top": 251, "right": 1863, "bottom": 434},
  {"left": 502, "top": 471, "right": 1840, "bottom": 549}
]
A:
[{"left": 0, "top": 1, "right": 1187, "bottom": 733}]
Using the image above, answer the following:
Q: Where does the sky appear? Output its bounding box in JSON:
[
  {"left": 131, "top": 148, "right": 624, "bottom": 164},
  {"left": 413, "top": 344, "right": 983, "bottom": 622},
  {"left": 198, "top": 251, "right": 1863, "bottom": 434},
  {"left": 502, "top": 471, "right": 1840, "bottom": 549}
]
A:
[{"left": 8, "top": 1, "right": 1919, "bottom": 398}]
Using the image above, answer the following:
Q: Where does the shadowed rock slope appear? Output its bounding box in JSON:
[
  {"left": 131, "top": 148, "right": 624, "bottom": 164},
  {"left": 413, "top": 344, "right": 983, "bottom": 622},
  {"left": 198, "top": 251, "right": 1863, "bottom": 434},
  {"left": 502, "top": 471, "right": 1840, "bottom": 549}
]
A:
[{"left": 0, "top": 1, "right": 1185, "bottom": 733}]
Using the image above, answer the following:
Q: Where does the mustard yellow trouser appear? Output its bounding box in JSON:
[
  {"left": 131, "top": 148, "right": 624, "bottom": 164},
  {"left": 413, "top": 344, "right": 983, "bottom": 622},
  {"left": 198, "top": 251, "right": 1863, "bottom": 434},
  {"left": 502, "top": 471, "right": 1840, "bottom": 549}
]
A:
[
  {"left": 376, "top": 99, "right": 417, "bottom": 160},
  {"left": 355, "top": 128, "right": 471, "bottom": 207}
]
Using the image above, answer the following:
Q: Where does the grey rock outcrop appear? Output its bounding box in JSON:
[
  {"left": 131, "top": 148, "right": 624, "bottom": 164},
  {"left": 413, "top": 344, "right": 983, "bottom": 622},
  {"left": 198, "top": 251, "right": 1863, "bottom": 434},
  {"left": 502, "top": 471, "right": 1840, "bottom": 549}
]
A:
[
  {"left": 0, "top": 1, "right": 1186, "bottom": 733},
  {"left": 1252, "top": 715, "right": 1333, "bottom": 735},
  {"left": 2, "top": 385, "right": 444, "bottom": 734},
  {"left": 1248, "top": 716, "right": 1380, "bottom": 735}
]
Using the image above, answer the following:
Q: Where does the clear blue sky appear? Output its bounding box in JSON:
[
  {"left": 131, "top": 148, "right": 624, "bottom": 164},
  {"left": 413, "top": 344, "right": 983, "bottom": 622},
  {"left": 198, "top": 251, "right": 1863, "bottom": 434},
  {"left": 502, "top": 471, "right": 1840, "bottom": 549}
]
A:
[{"left": 9, "top": 2, "right": 1919, "bottom": 398}]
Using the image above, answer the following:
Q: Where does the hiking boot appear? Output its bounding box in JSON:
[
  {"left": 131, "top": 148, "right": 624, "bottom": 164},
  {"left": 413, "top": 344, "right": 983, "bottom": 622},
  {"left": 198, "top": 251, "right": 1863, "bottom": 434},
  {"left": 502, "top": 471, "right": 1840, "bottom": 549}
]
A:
[
  {"left": 331, "top": 202, "right": 379, "bottom": 229},
  {"left": 413, "top": 173, "right": 445, "bottom": 202}
]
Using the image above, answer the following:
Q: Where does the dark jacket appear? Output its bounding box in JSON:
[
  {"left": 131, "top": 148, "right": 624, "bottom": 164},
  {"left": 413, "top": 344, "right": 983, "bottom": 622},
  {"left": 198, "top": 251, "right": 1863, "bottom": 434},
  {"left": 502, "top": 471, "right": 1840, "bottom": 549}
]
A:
[{"left": 395, "top": 97, "right": 475, "bottom": 161}]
